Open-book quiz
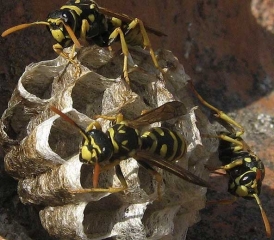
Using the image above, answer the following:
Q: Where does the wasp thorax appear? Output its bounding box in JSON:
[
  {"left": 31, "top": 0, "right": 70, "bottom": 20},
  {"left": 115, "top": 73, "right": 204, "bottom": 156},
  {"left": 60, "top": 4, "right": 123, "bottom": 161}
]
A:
[{"left": 107, "top": 124, "right": 142, "bottom": 160}]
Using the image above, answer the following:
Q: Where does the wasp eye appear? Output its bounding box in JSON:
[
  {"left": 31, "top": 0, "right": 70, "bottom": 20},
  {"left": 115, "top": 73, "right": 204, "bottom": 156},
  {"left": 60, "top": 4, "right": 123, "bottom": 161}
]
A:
[{"left": 62, "top": 13, "right": 68, "bottom": 22}]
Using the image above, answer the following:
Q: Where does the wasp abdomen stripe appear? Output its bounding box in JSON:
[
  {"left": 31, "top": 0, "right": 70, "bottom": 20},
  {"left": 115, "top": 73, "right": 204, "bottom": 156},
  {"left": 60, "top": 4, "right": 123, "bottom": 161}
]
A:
[{"left": 141, "top": 127, "right": 186, "bottom": 161}]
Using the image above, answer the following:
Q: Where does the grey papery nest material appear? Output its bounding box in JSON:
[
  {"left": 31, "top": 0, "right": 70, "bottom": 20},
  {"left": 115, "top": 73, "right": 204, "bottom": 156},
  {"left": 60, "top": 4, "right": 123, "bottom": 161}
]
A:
[{"left": 0, "top": 46, "right": 218, "bottom": 240}]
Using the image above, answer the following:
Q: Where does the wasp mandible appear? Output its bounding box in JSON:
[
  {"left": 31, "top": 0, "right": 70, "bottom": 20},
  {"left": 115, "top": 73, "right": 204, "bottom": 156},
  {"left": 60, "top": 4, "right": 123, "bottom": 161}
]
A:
[
  {"left": 189, "top": 81, "right": 271, "bottom": 238},
  {"left": 2, "top": 0, "right": 166, "bottom": 83},
  {"left": 50, "top": 101, "right": 209, "bottom": 197}
]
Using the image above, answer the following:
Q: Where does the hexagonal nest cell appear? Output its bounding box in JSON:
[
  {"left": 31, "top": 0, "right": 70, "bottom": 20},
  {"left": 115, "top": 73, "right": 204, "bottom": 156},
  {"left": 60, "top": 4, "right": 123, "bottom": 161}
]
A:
[{"left": 0, "top": 45, "right": 218, "bottom": 240}]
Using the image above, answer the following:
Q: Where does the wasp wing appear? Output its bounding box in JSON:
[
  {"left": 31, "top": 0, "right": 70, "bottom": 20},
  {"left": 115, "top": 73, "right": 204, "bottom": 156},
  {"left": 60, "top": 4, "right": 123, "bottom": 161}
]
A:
[
  {"left": 128, "top": 101, "right": 187, "bottom": 128},
  {"left": 135, "top": 151, "right": 210, "bottom": 188},
  {"left": 98, "top": 6, "right": 167, "bottom": 37}
]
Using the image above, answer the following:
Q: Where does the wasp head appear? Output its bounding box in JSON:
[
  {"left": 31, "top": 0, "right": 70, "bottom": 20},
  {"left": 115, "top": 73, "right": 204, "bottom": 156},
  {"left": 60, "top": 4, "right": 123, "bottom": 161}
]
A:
[
  {"left": 46, "top": 10, "right": 77, "bottom": 47},
  {"left": 228, "top": 167, "right": 264, "bottom": 199},
  {"left": 80, "top": 129, "right": 114, "bottom": 165}
]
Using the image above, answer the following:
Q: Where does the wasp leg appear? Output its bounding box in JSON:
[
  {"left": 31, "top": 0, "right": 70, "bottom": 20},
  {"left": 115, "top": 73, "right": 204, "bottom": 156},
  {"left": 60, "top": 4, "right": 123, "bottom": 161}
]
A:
[
  {"left": 52, "top": 22, "right": 82, "bottom": 76},
  {"left": 85, "top": 121, "right": 102, "bottom": 132},
  {"left": 206, "top": 158, "right": 243, "bottom": 172},
  {"left": 221, "top": 159, "right": 243, "bottom": 171},
  {"left": 189, "top": 81, "right": 245, "bottom": 137},
  {"left": 140, "top": 109, "right": 149, "bottom": 115},
  {"left": 109, "top": 28, "right": 131, "bottom": 85},
  {"left": 94, "top": 113, "right": 124, "bottom": 124},
  {"left": 218, "top": 133, "right": 243, "bottom": 146},
  {"left": 69, "top": 187, "right": 125, "bottom": 194},
  {"left": 202, "top": 132, "right": 244, "bottom": 152},
  {"left": 138, "top": 160, "right": 163, "bottom": 199},
  {"left": 96, "top": 159, "right": 128, "bottom": 190},
  {"left": 70, "top": 160, "right": 126, "bottom": 194},
  {"left": 219, "top": 133, "right": 244, "bottom": 151},
  {"left": 53, "top": 43, "right": 81, "bottom": 77},
  {"left": 127, "top": 18, "right": 164, "bottom": 75},
  {"left": 206, "top": 166, "right": 226, "bottom": 174},
  {"left": 74, "top": 165, "right": 128, "bottom": 194},
  {"left": 53, "top": 43, "right": 70, "bottom": 61},
  {"left": 79, "top": 19, "right": 90, "bottom": 46}
]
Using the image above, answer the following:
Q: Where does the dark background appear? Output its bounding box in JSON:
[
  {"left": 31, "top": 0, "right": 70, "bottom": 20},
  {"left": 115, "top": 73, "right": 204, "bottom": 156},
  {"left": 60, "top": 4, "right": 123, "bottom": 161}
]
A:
[{"left": 0, "top": 0, "right": 273, "bottom": 239}]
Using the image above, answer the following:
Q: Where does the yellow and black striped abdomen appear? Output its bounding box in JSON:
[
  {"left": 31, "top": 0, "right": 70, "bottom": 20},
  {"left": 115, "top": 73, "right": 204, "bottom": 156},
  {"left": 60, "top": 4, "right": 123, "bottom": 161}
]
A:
[{"left": 141, "top": 127, "right": 186, "bottom": 161}]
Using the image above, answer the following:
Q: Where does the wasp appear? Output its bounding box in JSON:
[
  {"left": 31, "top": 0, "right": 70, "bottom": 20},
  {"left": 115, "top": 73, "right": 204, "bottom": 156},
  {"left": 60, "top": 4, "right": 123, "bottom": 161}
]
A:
[
  {"left": 2, "top": 0, "right": 166, "bottom": 83},
  {"left": 189, "top": 81, "right": 271, "bottom": 238},
  {"left": 50, "top": 101, "right": 209, "bottom": 196}
]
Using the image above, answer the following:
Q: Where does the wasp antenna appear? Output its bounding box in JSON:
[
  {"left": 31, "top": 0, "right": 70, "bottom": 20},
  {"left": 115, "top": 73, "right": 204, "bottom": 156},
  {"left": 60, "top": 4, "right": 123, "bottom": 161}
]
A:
[
  {"left": 253, "top": 194, "right": 271, "bottom": 238},
  {"left": 50, "top": 106, "right": 79, "bottom": 128},
  {"left": 1, "top": 21, "right": 50, "bottom": 37},
  {"left": 256, "top": 168, "right": 263, "bottom": 182},
  {"left": 50, "top": 106, "right": 89, "bottom": 142},
  {"left": 62, "top": 22, "right": 81, "bottom": 49},
  {"left": 93, "top": 162, "right": 101, "bottom": 188}
]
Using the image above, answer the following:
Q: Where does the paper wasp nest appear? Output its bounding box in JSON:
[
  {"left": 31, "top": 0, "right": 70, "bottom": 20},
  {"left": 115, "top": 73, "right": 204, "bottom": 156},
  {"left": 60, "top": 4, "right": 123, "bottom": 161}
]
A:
[{"left": 0, "top": 45, "right": 218, "bottom": 240}]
